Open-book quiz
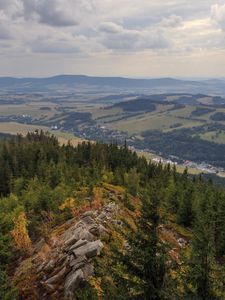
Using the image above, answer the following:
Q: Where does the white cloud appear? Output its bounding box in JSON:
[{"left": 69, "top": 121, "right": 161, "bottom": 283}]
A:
[
  {"left": 160, "top": 15, "right": 183, "bottom": 28},
  {"left": 211, "top": 3, "right": 225, "bottom": 30},
  {"left": 98, "top": 22, "right": 123, "bottom": 34},
  {"left": 0, "top": 0, "right": 224, "bottom": 76},
  {"left": 100, "top": 27, "right": 170, "bottom": 51}
]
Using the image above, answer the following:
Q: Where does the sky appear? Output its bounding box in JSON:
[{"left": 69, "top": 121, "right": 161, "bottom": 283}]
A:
[{"left": 0, "top": 0, "right": 225, "bottom": 78}]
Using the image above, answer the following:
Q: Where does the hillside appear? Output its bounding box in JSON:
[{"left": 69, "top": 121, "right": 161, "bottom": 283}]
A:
[
  {"left": 0, "top": 132, "right": 225, "bottom": 299},
  {"left": 0, "top": 75, "right": 225, "bottom": 94}
]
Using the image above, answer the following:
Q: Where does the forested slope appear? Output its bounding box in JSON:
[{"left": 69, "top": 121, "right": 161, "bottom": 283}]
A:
[{"left": 0, "top": 132, "right": 224, "bottom": 299}]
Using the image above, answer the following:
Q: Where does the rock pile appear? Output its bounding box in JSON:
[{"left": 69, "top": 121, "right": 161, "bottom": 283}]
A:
[{"left": 29, "top": 202, "right": 119, "bottom": 299}]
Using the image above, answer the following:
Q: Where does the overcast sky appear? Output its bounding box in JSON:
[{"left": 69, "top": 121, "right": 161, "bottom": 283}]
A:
[{"left": 0, "top": 0, "right": 225, "bottom": 77}]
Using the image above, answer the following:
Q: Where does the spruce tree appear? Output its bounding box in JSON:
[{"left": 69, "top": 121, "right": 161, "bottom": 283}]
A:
[
  {"left": 122, "top": 186, "right": 166, "bottom": 299},
  {"left": 185, "top": 189, "right": 216, "bottom": 299}
]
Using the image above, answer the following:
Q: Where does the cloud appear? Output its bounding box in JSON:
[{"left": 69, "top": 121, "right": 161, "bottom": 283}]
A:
[
  {"left": 29, "top": 38, "right": 80, "bottom": 54},
  {"left": 160, "top": 15, "right": 183, "bottom": 28},
  {"left": 98, "top": 22, "right": 123, "bottom": 34},
  {"left": 0, "top": 0, "right": 224, "bottom": 77},
  {"left": 211, "top": 3, "right": 225, "bottom": 31},
  {"left": 21, "top": 0, "right": 79, "bottom": 27},
  {"left": 99, "top": 23, "right": 170, "bottom": 51},
  {"left": 0, "top": 0, "right": 23, "bottom": 19},
  {"left": 0, "top": 23, "right": 13, "bottom": 39}
]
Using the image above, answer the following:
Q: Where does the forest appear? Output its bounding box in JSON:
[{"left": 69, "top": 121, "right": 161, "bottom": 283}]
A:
[
  {"left": 0, "top": 131, "right": 225, "bottom": 299},
  {"left": 140, "top": 127, "right": 225, "bottom": 168}
]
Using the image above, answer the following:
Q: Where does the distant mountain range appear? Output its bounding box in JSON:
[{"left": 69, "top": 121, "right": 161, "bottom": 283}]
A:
[{"left": 0, "top": 75, "right": 225, "bottom": 94}]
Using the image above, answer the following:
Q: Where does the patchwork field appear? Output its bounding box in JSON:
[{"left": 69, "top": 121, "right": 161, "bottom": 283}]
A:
[
  {"left": 1, "top": 92, "right": 225, "bottom": 172},
  {"left": 0, "top": 122, "right": 84, "bottom": 146}
]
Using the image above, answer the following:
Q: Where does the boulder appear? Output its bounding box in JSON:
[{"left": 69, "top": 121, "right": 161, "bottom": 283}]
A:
[
  {"left": 82, "top": 211, "right": 94, "bottom": 217},
  {"left": 57, "top": 254, "right": 68, "bottom": 265},
  {"left": 82, "top": 263, "right": 94, "bottom": 278},
  {"left": 64, "top": 269, "right": 84, "bottom": 298},
  {"left": 70, "top": 256, "right": 87, "bottom": 270},
  {"left": 78, "top": 229, "right": 95, "bottom": 242},
  {"left": 64, "top": 226, "right": 90, "bottom": 247},
  {"left": 68, "top": 240, "right": 88, "bottom": 253},
  {"left": 89, "top": 224, "right": 100, "bottom": 236},
  {"left": 43, "top": 260, "right": 55, "bottom": 273},
  {"left": 89, "top": 224, "right": 107, "bottom": 236},
  {"left": 63, "top": 225, "right": 84, "bottom": 244},
  {"left": 45, "top": 266, "right": 68, "bottom": 285},
  {"left": 73, "top": 240, "right": 103, "bottom": 258},
  {"left": 81, "top": 216, "right": 95, "bottom": 225},
  {"left": 64, "top": 235, "right": 79, "bottom": 247},
  {"left": 98, "top": 224, "right": 107, "bottom": 235},
  {"left": 73, "top": 221, "right": 85, "bottom": 229},
  {"left": 177, "top": 238, "right": 187, "bottom": 247},
  {"left": 59, "top": 257, "right": 70, "bottom": 273},
  {"left": 105, "top": 202, "right": 116, "bottom": 212},
  {"left": 97, "top": 212, "right": 107, "bottom": 220},
  {"left": 36, "top": 262, "right": 46, "bottom": 274}
]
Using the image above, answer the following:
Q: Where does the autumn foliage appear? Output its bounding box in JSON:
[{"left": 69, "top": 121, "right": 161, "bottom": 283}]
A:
[{"left": 11, "top": 212, "right": 32, "bottom": 254}]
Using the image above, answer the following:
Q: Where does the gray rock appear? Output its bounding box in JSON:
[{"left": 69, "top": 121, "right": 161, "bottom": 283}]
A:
[
  {"left": 97, "top": 212, "right": 107, "bottom": 220},
  {"left": 98, "top": 224, "right": 107, "bottom": 235},
  {"left": 64, "top": 226, "right": 90, "bottom": 247},
  {"left": 43, "top": 260, "right": 55, "bottom": 273},
  {"left": 61, "top": 256, "right": 70, "bottom": 268},
  {"left": 89, "top": 224, "right": 100, "bottom": 236},
  {"left": 82, "top": 216, "right": 95, "bottom": 225},
  {"left": 45, "top": 266, "right": 68, "bottom": 285},
  {"left": 36, "top": 262, "right": 45, "bottom": 274},
  {"left": 61, "top": 231, "right": 72, "bottom": 243},
  {"left": 64, "top": 235, "right": 79, "bottom": 247},
  {"left": 70, "top": 255, "right": 87, "bottom": 268},
  {"left": 64, "top": 269, "right": 84, "bottom": 298},
  {"left": 73, "top": 221, "right": 85, "bottom": 229},
  {"left": 63, "top": 225, "right": 84, "bottom": 243},
  {"left": 69, "top": 239, "right": 88, "bottom": 253},
  {"left": 82, "top": 263, "right": 94, "bottom": 278},
  {"left": 90, "top": 224, "right": 107, "bottom": 236},
  {"left": 69, "top": 255, "right": 74, "bottom": 263},
  {"left": 105, "top": 202, "right": 116, "bottom": 212},
  {"left": 79, "top": 229, "right": 95, "bottom": 242},
  {"left": 177, "top": 238, "right": 187, "bottom": 247},
  {"left": 57, "top": 254, "right": 68, "bottom": 265},
  {"left": 73, "top": 240, "right": 103, "bottom": 258},
  {"left": 82, "top": 210, "right": 95, "bottom": 217},
  {"left": 111, "top": 219, "right": 123, "bottom": 226}
]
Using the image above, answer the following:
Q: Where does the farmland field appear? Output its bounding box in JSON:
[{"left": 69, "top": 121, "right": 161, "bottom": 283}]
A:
[{"left": 1, "top": 92, "right": 225, "bottom": 172}]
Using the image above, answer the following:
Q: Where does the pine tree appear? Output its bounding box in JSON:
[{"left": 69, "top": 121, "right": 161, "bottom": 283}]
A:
[
  {"left": 185, "top": 189, "right": 216, "bottom": 299},
  {"left": 122, "top": 186, "right": 166, "bottom": 299}
]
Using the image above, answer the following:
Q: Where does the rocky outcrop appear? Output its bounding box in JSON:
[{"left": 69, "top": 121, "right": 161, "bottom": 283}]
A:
[
  {"left": 21, "top": 201, "right": 120, "bottom": 299},
  {"left": 73, "top": 240, "right": 103, "bottom": 258},
  {"left": 64, "top": 269, "right": 85, "bottom": 299}
]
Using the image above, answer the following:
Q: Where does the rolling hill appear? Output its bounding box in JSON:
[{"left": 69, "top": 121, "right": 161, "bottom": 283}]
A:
[{"left": 0, "top": 75, "right": 225, "bottom": 94}]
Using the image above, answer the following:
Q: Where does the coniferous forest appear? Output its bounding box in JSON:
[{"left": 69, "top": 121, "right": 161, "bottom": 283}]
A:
[{"left": 0, "top": 131, "right": 225, "bottom": 299}]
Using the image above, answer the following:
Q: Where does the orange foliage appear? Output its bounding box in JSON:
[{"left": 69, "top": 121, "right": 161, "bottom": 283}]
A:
[
  {"left": 11, "top": 212, "right": 32, "bottom": 254},
  {"left": 89, "top": 277, "right": 103, "bottom": 299},
  {"left": 72, "top": 203, "right": 91, "bottom": 218},
  {"left": 59, "top": 187, "right": 104, "bottom": 220},
  {"left": 91, "top": 187, "right": 103, "bottom": 210},
  {"left": 59, "top": 197, "right": 76, "bottom": 211},
  {"left": 134, "top": 208, "right": 141, "bottom": 218}
]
